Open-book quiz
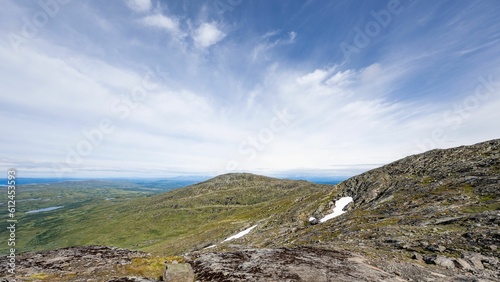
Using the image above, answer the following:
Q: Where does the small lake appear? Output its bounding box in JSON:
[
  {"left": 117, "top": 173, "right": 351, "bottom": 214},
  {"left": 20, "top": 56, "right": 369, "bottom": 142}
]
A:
[
  {"left": 26, "top": 206, "right": 64, "bottom": 214},
  {"left": 18, "top": 198, "right": 42, "bottom": 202}
]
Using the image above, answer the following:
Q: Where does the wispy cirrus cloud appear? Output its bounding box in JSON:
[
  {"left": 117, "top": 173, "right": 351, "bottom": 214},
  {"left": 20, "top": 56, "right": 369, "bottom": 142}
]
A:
[{"left": 251, "top": 30, "right": 297, "bottom": 62}]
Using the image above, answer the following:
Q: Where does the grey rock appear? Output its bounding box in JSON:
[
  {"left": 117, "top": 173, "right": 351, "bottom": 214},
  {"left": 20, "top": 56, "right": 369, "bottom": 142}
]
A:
[
  {"left": 0, "top": 246, "right": 153, "bottom": 281},
  {"left": 426, "top": 245, "right": 446, "bottom": 253},
  {"left": 192, "top": 247, "right": 404, "bottom": 282},
  {"left": 163, "top": 262, "right": 195, "bottom": 282},
  {"left": 412, "top": 252, "right": 423, "bottom": 261},
  {"left": 108, "top": 277, "right": 158, "bottom": 282},
  {"left": 434, "top": 256, "right": 455, "bottom": 269},
  {"left": 453, "top": 258, "right": 473, "bottom": 271},
  {"left": 424, "top": 255, "right": 455, "bottom": 269},
  {"left": 462, "top": 252, "right": 487, "bottom": 270},
  {"left": 469, "top": 256, "right": 485, "bottom": 270}
]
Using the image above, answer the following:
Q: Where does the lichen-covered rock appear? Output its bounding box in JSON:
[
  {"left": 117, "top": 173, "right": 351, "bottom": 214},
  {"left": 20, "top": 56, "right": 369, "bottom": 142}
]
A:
[
  {"left": 163, "top": 261, "right": 195, "bottom": 282},
  {"left": 108, "top": 277, "right": 158, "bottom": 282},
  {"left": 191, "top": 247, "right": 405, "bottom": 282},
  {"left": 0, "top": 246, "right": 157, "bottom": 282}
]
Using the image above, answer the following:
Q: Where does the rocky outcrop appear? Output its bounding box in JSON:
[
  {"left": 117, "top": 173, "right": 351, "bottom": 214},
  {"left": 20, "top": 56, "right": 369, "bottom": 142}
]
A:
[
  {"left": 108, "top": 278, "right": 158, "bottom": 282},
  {"left": 163, "top": 261, "right": 194, "bottom": 282},
  {"left": 189, "top": 140, "right": 499, "bottom": 281},
  {"left": 337, "top": 139, "right": 499, "bottom": 211},
  {"left": 190, "top": 246, "right": 500, "bottom": 282},
  {"left": 0, "top": 246, "right": 157, "bottom": 282},
  {"left": 191, "top": 247, "right": 404, "bottom": 282}
]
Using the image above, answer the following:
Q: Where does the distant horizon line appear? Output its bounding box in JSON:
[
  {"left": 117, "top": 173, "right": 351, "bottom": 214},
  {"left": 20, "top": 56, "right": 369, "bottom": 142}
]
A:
[
  {"left": 3, "top": 165, "right": 381, "bottom": 181},
  {"left": 3, "top": 173, "right": 352, "bottom": 186}
]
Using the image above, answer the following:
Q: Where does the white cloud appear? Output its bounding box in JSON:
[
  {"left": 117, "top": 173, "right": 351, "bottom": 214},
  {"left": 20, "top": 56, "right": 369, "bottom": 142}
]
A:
[
  {"left": 262, "top": 30, "right": 280, "bottom": 39},
  {"left": 140, "top": 14, "right": 183, "bottom": 37},
  {"left": 225, "top": 62, "right": 448, "bottom": 174},
  {"left": 251, "top": 30, "right": 297, "bottom": 62},
  {"left": 192, "top": 22, "right": 226, "bottom": 48},
  {"left": 0, "top": 42, "right": 247, "bottom": 177},
  {"left": 126, "top": 0, "right": 152, "bottom": 13},
  {"left": 297, "top": 69, "right": 329, "bottom": 85},
  {"left": 0, "top": 46, "right": 118, "bottom": 122},
  {"left": 2, "top": 38, "right": 499, "bottom": 178},
  {"left": 4, "top": 35, "right": 497, "bottom": 179}
]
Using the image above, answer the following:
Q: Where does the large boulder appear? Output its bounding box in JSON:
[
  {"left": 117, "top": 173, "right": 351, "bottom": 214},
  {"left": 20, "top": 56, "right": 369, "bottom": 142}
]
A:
[
  {"left": 163, "top": 261, "right": 195, "bottom": 282},
  {"left": 108, "top": 277, "right": 158, "bottom": 282}
]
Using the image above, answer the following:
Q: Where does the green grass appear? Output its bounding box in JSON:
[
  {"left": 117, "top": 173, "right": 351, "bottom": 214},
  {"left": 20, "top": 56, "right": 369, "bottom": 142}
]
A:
[
  {"left": 479, "top": 194, "right": 496, "bottom": 202},
  {"left": 462, "top": 202, "right": 500, "bottom": 213},
  {"left": 0, "top": 175, "right": 334, "bottom": 256},
  {"left": 461, "top": 184, "right": 475, "bottom": 195},
  {"left": 421, "top": 176, "right": 433, "bottom": 185}
]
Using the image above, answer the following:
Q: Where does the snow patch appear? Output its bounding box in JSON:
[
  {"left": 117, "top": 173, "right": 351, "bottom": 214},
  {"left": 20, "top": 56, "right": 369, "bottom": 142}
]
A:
[
  {"left": 223, "top": 225, "right": 258, "bottom": 242},
  {"left": 319, "top": 197, "right": 353, "bottom": 223}
]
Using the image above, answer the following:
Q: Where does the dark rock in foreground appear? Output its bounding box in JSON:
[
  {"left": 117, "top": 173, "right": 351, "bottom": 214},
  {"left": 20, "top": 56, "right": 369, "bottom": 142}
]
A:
[
  {"left": 163, "top": 261, "right": 195, "bottom": 282},
  {"left": 191, "top": 247, "right": 404, "bottom": 282},
  {"left": 190, "top": 246, "right": 500, "bottom": 282},
  {"left": 0, "top": 246, "right": 157, "bottom": 282}
]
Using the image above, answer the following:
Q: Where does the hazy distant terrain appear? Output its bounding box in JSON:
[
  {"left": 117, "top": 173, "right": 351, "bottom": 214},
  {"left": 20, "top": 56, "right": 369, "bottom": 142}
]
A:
[
  {"left": 0, "top": 176, "right": 344, "bottom": 255},
  {"left": 0, "top": 178, "right": 202, "bottom": 253}
]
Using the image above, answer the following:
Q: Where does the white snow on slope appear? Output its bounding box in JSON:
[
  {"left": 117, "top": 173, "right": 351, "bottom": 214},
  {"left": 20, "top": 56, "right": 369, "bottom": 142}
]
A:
[
  {"left": 319, "top": 197, "right": 353, "bottom": 223},
  {"left": 223, "top": 225, "right": 258, "bottom": 242}
]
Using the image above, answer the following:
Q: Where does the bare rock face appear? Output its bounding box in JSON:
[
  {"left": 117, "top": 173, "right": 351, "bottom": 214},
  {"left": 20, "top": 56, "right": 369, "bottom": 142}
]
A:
[
  {"left": 108, "top": 277, "right": 158, "bottom": 282},
  {"left": 0, "top": 246, "right": 158, "bottom": 282},
  {"left": 191, "top": 247, "right": 404, "bottom": 282},
  {"left": 163, "top": 261, "right": 195, "bottom": 282},
  {"left": 423, "top": 255, "right": 456, "bottom": 269}
]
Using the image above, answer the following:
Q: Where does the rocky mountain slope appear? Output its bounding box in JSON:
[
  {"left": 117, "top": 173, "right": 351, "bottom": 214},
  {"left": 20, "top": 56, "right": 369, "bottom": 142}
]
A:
[
  {"left": 1, "top": 139, "right": 499, "bottom": 281},
  {"left": 187, "top": 139, "right": 499, "bottom": 281}
]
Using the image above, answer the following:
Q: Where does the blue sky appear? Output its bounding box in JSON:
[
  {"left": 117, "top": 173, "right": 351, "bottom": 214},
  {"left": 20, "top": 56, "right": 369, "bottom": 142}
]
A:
[{"left": 1, "top": 0, "right": 499, "bottom": 178}]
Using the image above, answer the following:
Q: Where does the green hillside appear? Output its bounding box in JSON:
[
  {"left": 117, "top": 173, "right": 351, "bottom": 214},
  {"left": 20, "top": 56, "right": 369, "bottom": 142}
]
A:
[{"left": 2, "top": 173, "right": 335, "bottom": 256}]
